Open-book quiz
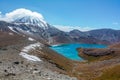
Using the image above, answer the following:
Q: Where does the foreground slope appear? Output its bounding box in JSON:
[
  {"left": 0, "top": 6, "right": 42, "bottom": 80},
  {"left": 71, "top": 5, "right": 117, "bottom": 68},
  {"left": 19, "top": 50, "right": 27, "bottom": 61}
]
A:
[
  {"left": 0, "top": 30, "right": 77, "bottom": 80},
  {"left": 77, "top": 43, "right": 120, "bottom": 80}
]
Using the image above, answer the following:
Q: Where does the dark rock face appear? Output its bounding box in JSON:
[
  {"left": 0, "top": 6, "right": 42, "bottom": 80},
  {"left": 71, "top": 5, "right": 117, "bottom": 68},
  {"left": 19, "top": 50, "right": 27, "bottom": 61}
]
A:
[
  {"left": 0, "top": 21, "right": 12, "bottom": 32},
  {"left": 69, "top": 29, "right": 88, "bottom": 38},
  {"left": 79, "top": 48, "right": 114, "bottom": 57},
  {"left": 13, "top": 61, "right": 19, "bottom": 65}
]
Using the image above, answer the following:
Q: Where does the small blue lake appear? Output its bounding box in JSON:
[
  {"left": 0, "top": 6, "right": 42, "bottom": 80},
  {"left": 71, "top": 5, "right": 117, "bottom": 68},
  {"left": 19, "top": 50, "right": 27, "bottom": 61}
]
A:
[{"left": 50, "top": 43, "right": 107, "bottom": 61}]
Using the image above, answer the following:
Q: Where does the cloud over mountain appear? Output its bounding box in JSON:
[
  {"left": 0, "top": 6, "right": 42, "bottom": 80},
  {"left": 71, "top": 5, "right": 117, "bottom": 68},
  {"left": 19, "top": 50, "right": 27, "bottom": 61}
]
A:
[
  {"left": 0, "top": 8, "right": 44, "bottom": 22},
  {"left": 54, "top": 25, "right": 95, "bottom": 32}
]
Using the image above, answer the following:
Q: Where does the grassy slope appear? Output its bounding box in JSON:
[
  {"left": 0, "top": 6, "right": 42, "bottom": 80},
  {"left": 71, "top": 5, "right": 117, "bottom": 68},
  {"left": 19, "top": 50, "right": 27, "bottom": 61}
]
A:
[
  {"left": 76, "top": 44, "right": 120, "bottom": 80},
  {"left": 0, "top": 31, "right": 27, "bottom": 47},
  {"left": 94, "top": 65, "right": 120, "bottom": 80},
  {"left": 32, "top": 46, "right": 76, "bottom": 75}
]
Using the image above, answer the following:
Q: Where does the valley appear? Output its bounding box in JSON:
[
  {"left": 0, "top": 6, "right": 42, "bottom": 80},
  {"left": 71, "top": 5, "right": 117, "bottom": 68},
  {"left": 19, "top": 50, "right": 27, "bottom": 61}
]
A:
[{"left": 0, "top": 8, "right": 120, "bottom": 80}]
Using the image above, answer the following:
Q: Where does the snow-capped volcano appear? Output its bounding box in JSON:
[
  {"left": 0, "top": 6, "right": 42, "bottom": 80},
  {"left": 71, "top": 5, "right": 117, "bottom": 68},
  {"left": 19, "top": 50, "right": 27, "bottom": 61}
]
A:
[
  {"left": 14, "top": 16, "right": 47, "bottom": 26},
  {"left": 0, "top": 8, "right": 47, "bottom": 27},
  {"left": 0, "top": 8, "right": 51, "bottom": 43},
  {"left": 0, "top": 8, "right": 73, "bottom": 44}
]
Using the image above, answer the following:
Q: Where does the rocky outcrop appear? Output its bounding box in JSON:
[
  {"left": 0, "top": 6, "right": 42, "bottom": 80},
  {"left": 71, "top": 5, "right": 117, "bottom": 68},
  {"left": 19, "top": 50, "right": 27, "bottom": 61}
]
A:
[
  {"left": 78, "top": 43, "right": 120, "bottom": 59},
  {"left": 78, "top": 48, "right": 115, "bottom": 57}
]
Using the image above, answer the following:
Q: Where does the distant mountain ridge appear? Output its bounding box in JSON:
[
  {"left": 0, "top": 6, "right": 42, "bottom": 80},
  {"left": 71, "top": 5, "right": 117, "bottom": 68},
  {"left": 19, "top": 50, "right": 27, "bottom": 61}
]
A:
[
  {"left": 86, "top": 29, "right": 120, "bottom": 43},
  {"left": 69, "top": 29, "right": 120, "bottom": 44},
  {"left": 0, "top": 8, "right": 120, "bottom": 45}
]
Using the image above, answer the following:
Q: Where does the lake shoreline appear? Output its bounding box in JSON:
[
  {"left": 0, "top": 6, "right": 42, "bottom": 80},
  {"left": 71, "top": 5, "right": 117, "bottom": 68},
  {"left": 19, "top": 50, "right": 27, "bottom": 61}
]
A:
[{"left": 50, "top": 43, "right": 107, "bottom": 61}]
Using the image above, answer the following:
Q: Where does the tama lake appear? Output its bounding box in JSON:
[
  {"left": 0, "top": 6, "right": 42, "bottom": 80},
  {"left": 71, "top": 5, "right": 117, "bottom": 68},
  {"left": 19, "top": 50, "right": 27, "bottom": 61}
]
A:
[{"left": 50, "top": 43, "right": 107, "bottom": 61}]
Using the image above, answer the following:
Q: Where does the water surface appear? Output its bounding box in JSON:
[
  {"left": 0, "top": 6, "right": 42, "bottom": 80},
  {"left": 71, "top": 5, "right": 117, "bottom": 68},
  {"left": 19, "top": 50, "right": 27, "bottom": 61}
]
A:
[{"left": 50, "top": 43, "right": 107, "bottom": 61}]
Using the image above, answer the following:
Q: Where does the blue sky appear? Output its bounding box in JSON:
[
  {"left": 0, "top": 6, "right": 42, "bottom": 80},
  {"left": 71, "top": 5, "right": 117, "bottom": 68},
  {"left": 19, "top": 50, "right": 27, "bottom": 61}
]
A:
[{"left": 0, "top": 0, "right": 120, "bottom": 31}]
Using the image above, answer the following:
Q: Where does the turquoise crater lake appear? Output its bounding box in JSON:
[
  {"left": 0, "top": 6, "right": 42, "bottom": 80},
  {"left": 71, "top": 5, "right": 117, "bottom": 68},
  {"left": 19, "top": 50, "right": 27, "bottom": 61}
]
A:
[{"left": 50, "top": 43, "right": 107, "bottom": 61}]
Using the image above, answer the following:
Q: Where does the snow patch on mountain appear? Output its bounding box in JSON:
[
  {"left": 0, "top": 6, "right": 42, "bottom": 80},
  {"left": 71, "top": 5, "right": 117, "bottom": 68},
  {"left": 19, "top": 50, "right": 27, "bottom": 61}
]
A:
[
  {"left": 20, "top": 52, "right": 42, "bottom": 61},
  {"left": 28, "top": 37, "right": 35, "bottom": 41},
  {"left": 20, "top": 43, "right": 43, "bottom": 61},
  {"left": 8, "top": 32, "right": 14, "bottom": 36},
  {"left": 8, "top": 26, "right": 19, "bottom": 33}
]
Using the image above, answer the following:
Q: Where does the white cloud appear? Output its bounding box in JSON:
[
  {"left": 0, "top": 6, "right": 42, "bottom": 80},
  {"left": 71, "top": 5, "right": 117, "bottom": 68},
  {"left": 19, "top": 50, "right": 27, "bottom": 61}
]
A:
[
  {"left": 54, "top": 25, "right": 95, "bottom": 32},
  {"left": 0, "top": 11, "right": 2, "bottom": 18},
  {"left": 0, "top": 8, "right": 44, "bottom": 22},
  {"left": 0, "top": 8, "right": 96, "bottom": 32},
  {"left": 112, "top": 22, "right": 119, "bottom": 25}
]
